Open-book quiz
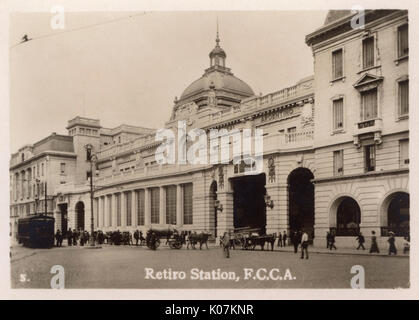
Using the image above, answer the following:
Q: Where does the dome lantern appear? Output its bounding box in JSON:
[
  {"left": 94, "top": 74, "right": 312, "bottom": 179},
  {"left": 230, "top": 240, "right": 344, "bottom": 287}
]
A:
[{"left": 209, "top": 22, "right": 226, "bottom": 68}]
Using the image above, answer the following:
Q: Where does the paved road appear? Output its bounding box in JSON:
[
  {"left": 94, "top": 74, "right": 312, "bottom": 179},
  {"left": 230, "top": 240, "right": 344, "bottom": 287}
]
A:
[{"left": 11, "top": 245, "right": 409, "bottom": 289}]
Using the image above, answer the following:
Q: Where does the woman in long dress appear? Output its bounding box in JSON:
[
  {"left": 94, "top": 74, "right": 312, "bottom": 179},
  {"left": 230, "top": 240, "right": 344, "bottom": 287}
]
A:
[{"left": 369, "top": 230, "right": 380, "bottom": 253}]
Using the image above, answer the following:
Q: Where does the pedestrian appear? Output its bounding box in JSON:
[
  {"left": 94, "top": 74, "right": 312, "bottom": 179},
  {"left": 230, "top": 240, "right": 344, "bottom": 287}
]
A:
[
  {"left": 282, "top": 231, "right": 287, "bottom": 246},
  {"left": 67, "top": 228, "right": 73, "bottom": 246},
  {"left": 329, "top": 232, "right": 337, "bottom": 250},
  {"left": 369, "top": 231, "right": 380, "bottom": 253},
  {"left": 139, "top": 231, "right": 145, "bottom": 245},
  {"left": 300, "top": 231, "right": 309, "bottom": 259},
  {"left": 292, "top": 231, "right": 299, "bottom": 253},
  {"left": 134, "top": 230, "right": 140, "bottom": 246},
  {"left": 55, "top": 229, "right": 62, "bottom": 247},
  {"left": 73, "top": 229, "right": 78, "bottom": 246},
  {"left": 277, "top": 232, "right": 283, "bottom": 247},
  {"left": 388, "top": 231, "right": 397, "bottom": 255},
  {"left": 326, "top": 231, "right": 330, "bottom": 249},
  {"left": 403, "top": 236, "right": 410, "bottom": 254},
  {"left": 356, "top": 232, "right": 365, "bottom": 250},
  {"left": 222, "top": 231, "right": 231, "bottom": 258}
]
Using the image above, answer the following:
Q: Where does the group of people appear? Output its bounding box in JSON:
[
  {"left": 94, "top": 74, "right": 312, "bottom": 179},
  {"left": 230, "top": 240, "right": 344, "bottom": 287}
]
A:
[{"left": 54, "top": 228, "right": 92, "bottom": 247}]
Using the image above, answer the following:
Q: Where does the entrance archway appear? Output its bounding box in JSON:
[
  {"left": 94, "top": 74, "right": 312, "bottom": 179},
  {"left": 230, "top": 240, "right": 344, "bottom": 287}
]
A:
[
  {"left": 232, "top": 173, "right": 266, "bottom": 233},
  {"left": 209, "top": 181, "right": 218, "bottom": 238},
  {"left": 383, "top": 192, "right": 409, "bottom": 237},
  {"left": 288, "top": 168, "right": 314, "bottom": 238},
  {"left": 334, "top": 197, "right": 361, "bottom": 236},
  {"left": 75, "top": 201, "right": 85, "bottom": 231}
]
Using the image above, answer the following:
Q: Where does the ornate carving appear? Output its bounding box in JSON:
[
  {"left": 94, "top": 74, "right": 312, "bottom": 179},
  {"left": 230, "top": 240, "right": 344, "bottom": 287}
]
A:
[
  {"left": 218, "top": 167, "right": 224, "bottom": 189},
  {"left": 208, "top": 89, "right": 217, "bottom": 107},
  {"left": 268, "top": 157, "right": 275, "bottom": 183}
]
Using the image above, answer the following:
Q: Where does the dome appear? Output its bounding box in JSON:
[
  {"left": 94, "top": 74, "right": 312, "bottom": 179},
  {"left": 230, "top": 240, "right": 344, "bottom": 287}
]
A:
[
  {"left": 180, "top": 70, "right": 254, "bottom": 100},
  {"left": 209, "top": 46, "right": 226, "bottom": 58}
]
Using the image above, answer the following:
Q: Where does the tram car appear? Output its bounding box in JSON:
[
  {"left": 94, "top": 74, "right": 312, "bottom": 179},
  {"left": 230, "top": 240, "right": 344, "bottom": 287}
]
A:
[{"left": 17, "top": 215, "right": 55, "bottom": 248}]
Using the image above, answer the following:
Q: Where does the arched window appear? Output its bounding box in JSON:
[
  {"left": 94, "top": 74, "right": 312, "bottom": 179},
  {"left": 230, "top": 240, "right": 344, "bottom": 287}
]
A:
[
  {"left": 386, "top": 192, "right": 409, "bottom": 237},
  {"left": 335, "top": 197, "right": 361, "bottom": 236}
]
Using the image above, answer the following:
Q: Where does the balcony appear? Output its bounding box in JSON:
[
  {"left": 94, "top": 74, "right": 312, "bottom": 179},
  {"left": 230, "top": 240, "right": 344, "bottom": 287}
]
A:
[
  {"left": 263, "top": 130, "right": 314, "bottom": 154},
  {"left": 354, "top": 118, "right": 383, "bottom": 136}
]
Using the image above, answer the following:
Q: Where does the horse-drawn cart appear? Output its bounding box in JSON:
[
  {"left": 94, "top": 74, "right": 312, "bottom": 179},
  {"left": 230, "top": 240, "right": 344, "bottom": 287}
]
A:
[
  {"left": 229, "top": 227, "right": 276, "bottom": 251},
  {"left": 145, "top": 228, "right": 184, "bottom": 250}
]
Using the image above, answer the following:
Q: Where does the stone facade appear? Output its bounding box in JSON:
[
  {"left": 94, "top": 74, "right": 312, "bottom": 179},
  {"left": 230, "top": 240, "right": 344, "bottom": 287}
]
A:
[{"left": 10, "top": 10, "right": 409, "bottom": 249}]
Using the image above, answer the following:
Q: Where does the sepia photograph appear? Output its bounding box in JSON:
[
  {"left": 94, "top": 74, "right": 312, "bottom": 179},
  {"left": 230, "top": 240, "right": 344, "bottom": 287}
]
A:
[{"left": 4, "top": 1, "right": 414, "bottom": 296}]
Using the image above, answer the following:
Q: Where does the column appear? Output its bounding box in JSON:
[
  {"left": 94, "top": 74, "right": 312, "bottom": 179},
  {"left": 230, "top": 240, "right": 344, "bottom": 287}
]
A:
[
  {"left": 144, "top": 188, "right": 150, "bottom": 227},
  {"left": 121, "top": 192, "right": 127, "bottom": 227},
  {"left": 277, "top": 184, "right": 289, "bottom": 233},
  {"left": 54, "top": 209, "right": 61, "bottom": 232},
  {"left": 159, "top": 187, "right": 166, "bottom": 225},
  {"left": 104, "top": 196, "right": 109, "bottom": 228},
  {"left": 265, "top": 184, "right": 281, "bottom": 235},
  {"left": 176, "top": 184, "right": 183, "bottom": 227},
  {"left": 98, "top": 197, "right": 103, "bottom": 228},
  {"left": 131, "top": 190, "right": 136, "bottom": 227},
  {"left": 216, "top": 190, "right": 234, "bottom": 239},
  {"left": 112, "top": 194, "right": 117, "bottom": 228}
]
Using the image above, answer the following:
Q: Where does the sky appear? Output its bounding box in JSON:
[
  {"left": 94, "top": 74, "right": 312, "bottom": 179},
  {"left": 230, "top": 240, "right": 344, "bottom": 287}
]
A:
[{"left": 9, "top": 11, "right": 327, "bottom": 153}]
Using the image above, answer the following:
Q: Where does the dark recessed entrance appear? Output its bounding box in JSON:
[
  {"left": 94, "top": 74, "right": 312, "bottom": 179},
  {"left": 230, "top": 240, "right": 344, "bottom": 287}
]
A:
[
  {"left": 288, "top": 168, "right": 314, "bottom": 238},
  {"left": 232, "top": 173, "right": 266, "bottom": 233},
  {"left": 59, "top": 203, "right": 68, "bottom": 236},
  {"left": 75, "top": 201, "right": 85, "bottom": 231}
]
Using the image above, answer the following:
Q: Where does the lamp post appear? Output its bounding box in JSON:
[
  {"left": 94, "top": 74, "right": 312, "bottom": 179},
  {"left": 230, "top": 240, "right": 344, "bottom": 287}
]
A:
[{"left": 85, "top": 143, "right": 101, "bottom": 249}]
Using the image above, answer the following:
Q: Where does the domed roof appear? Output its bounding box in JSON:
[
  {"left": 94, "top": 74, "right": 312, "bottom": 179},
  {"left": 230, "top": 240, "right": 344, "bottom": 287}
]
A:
[
  {"left": 180, "top": 70, "right": 254, "bottom": 100},
  {"left": 209, "top": 44, "right": 226, "bottom": 58}
]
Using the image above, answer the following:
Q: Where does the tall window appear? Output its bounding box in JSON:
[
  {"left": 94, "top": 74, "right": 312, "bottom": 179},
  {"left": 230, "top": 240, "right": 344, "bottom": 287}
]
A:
[
  {"left": 150, "top": 188, "right": 160, "bottom": 224},
  {"left": 333, "top": 150, "right": 344, "bottom": 176},
  {"left": 332, "top": 49, "right": 343, "bottom": 79},
  {"left": 400, "top": 140, "right": 409, "bottom": 168},
  {"left": 60, "top": 163, "right": 66, "bottom": 174},
  {"left": 116, "top": 194, "right": 121, "bottom": 226},
  {"left": 365, "top": 145, "right": 376, "bottom": 172},
  {"left": 166, "top": 186, "right": 177, "bottom": 225},
  {"left": 183, "top": 183, "right": 193, "bottom": 225},
  {"left": 398, "top": 24, "right": 409, "bottom": 58},
  {"left": 136, "top": 190, "right": 145, "bottom": 226},
  {"left": 360, "top": 88, "right": 378, "bottom": 121},
  {"left": 126, "top": 192, "right": 132, "bottom": 226},
  {"left": 41, "top": 163, "right": 44, "bottom": 176},
  {"left": 332, "top": 98, "right": 344, "bottom": 130},
  {"left": 399, "top": 79, "right": 409, "bottom": 117},
  {"left": 362, "top": 37, "right": 375, "bottom": 69}
]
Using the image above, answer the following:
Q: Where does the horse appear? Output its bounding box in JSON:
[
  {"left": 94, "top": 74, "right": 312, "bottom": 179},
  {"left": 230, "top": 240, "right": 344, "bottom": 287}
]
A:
[
  {"left": 247, "top": 234, "right": 276, "bottom": 251},
  {"left": 187, "top": 232, "right": 211, "bottom": 250}
]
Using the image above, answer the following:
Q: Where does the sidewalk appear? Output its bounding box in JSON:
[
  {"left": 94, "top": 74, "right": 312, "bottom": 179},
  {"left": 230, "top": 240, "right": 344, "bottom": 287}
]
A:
[{"left": 273, "top": 244, "right": 409, "bottom": 258}]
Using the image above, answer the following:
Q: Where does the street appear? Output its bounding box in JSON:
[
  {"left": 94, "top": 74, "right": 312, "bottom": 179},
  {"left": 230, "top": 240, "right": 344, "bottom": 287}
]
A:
[{"left": 11, "top": 244, "right": 409, "bottom": 289}]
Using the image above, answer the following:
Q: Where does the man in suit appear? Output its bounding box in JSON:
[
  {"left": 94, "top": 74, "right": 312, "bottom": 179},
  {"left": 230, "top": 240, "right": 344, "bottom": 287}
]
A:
[
  {"left": 283, "top": 231, "right": 287, "bottom": 246},
  {"left": 300, "top": 231, "right": 309, "bottom": 259},
  {"left": 67, "top": 228, "right": 73, "bottom": 246}
]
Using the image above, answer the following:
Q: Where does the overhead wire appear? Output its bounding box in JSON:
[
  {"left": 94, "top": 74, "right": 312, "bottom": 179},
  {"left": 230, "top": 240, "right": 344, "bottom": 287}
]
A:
[{"left": 9, "top": 11, "right": 149, "bottom": 50}]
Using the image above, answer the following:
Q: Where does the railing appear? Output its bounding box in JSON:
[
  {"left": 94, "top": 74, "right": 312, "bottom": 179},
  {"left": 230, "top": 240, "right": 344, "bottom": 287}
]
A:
[
  {"left": 330, "top": 227, "right": 360, "bottom": 237},
  {"left": 97, "top": 135, "right": 160, "bottom": 160},
  {"left": 285, "top": 130, "right": 314, "bottom": 144},
  {"left": 381, "top": 226, "right": 409, "bottom": 237}
]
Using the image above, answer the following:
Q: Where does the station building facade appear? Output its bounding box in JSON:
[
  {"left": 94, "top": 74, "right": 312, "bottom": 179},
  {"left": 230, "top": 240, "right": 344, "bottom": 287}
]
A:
[{"left": 10, "top": 10, "right": 409, "bottom": 248}]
